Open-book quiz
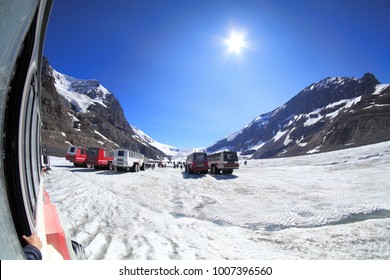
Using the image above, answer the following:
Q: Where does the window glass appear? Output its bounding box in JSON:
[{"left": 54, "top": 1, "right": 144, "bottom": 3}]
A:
[
  {"left": 194, "top": 153, "right": 207, "bottom": 161},
  {"left": 224, "top": 152, "right": 238, "bottom": 161},
  {"left": 87, "top": 148, "right": 98, "bottom": 157}
]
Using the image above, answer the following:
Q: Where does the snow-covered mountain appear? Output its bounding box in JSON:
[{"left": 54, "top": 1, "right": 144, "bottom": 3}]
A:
[
  {"left": 131, "top": 125, "right": 194, "bottom": 160},
  {"left": 41, "top": 57, "right": 167, "bottom": 159},
  {"left": 52, "top": 68, "right": 111, "bottom": 113},
  {"left": 207, "top": 73, "right": 390, "bottom": 158}
]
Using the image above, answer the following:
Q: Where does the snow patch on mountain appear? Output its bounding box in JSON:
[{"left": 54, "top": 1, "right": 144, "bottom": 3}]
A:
[
  {"left": 273, "top": 130, "right": 288, "bottom": 142},
  {"left": 373, "top": 84, "right": 389, "bottom": 95},
  {"left": 131, "top": 125, "right": 193, "bottom": 160},
  {"left": 222, "top": 112, "right": 273, "bottom": 144},
  {"left": 301, "top": 96, "right": 362, "bottom": 127},
  {"left": 94, "top": 130, "right": 119, "bottom": 147},
  {"left": 304, "top": 76, "right": 359, "bottom": 92},
  {"left": 52, "top": 67, "right": 111, "bottom": 113}
]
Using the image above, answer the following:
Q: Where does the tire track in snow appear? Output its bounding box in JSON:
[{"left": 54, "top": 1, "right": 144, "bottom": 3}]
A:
[{"left": 262, "top": 209, "right": 390, "bottom": 232}]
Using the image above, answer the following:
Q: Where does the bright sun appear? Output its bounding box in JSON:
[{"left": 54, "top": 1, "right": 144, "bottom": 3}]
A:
[{"left": 226, "top": 32, "right": 246, "bottom": 53}]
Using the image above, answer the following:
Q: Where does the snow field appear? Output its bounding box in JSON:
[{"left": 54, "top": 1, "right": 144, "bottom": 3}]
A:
[{"left": 44, "top": 141, "right": 390, "bottom": 260}]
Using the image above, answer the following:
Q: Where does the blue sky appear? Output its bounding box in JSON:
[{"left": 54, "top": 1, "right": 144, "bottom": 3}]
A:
[{"left": 44, "top": 0, "right": 390, "bottom": 148}]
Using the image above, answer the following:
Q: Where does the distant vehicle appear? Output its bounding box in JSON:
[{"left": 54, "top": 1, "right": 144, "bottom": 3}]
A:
[
  {"left": 185, "top": 152, "right": 209, "bottom": 174},
  {"left": 86, "top": 147, "right": 114, "bottom": 170},
  {"left": 208, "top": 151, "right": 239, "bottom": 174},
  {"left": 66, "top": 146, "right": 89, "bottom": 167},
  {"left": 113, "top": 149, "right": 145, "bottom": 172}
]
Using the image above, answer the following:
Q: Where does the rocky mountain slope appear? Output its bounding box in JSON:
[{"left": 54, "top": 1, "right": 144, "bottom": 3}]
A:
[
  {"left": 41, "top": 57, "right": 166, "bottom": 159},
  {"left": 207, "top": 73, "right": 390, "bottom": 158}
]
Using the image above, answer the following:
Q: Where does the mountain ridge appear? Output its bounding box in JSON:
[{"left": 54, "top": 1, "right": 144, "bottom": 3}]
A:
[{"left": 207, "top": 73, "right": 390, "bottom": 158}]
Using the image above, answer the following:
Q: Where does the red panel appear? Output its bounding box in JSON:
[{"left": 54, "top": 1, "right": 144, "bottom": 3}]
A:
[{"left": 44, "top": 195, "right": 71, "bottom": 260}]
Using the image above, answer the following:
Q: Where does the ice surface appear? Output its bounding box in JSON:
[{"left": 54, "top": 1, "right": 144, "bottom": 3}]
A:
[{"left": 44, "top": 141, "right": 390, "bottom": 259}]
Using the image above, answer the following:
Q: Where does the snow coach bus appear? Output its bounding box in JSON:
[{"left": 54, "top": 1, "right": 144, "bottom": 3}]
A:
[
  {"left": 113, "top": 149, "right": 145, "bottom": 172},
  {"left": 0, "top": 0, "right": 85, "bottom": 259},
  {"left": 185, "top": 151, "right": 209, "bottom": 174},
  {"left": 66, "top": 146, "right": 89, "bottom": 167},
  {"left": 86, "top": 147, "right": 114, "bottom": 170},
  {"left": 208, "top": 150, "right": 239, "bottom": 174}
]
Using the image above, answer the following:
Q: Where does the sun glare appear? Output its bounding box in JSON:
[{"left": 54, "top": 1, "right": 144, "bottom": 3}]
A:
[{"left": 225, "top": 32, "right": 246, "bottom": 54}]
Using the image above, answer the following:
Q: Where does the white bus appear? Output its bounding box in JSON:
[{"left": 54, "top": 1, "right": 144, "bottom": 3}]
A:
[
  {"left": 113, "top": 149, "right": 145, "bottom": 172},
  {"left": 208, "top": 151, "right": 239, "bottom": 174}
]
